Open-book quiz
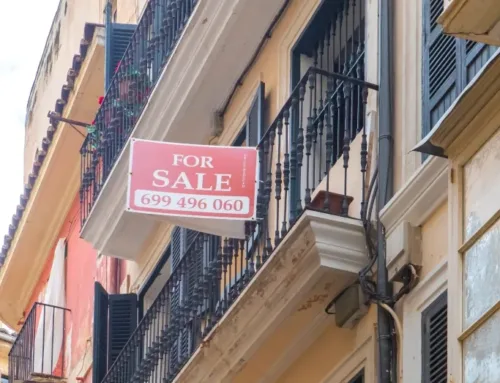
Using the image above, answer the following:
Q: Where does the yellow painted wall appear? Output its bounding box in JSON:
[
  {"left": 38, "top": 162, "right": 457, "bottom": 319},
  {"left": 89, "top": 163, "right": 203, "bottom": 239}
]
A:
[
  {"left": 420, "top": 202, "right": 448, "bottom": 280},
  {"left": 392, "top": 0, "right": 424, "bottom": 192},
  {"left": 114, "top": 0, "right": 148, "bottom": 23},
  {"left": 0, "top": 339, "right": 12, "bottom": 377},
  {"left": 275, "top": 309, "right": 376, "bottom": 383},
  {"left": 24, "top": 0, "right": 102, "bottom": 181}
]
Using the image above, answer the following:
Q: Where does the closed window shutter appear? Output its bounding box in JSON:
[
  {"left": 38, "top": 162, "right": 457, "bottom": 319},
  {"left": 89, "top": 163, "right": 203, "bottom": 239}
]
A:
[
  {"left": 422, "top": 291, "right": 447, "bottom": 383},
  {"left": 246, "top": 82, "right": 266, "bottom": 147},
  {"left": 92, "top": 282, "right": 109, "bottom": 383},
  {"left": 464, "top": 40, "right": 497, "bottom": 84},
  {"left": 104, "top": 2, "right": 136, "bottom": 89},
  {"left": 422, "top": 0, "right": 495, "bottom": 138},
  {"left": 107, "top": 293, "right": 138, "bottom": 368},
  {"left": 423, "top": 0, "right": 459, "bottom": 136}
]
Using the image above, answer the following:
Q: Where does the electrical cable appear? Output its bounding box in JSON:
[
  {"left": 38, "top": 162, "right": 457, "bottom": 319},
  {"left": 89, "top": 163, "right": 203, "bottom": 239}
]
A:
[
  {"left": 380, "top": 302, "right": 403, "bottom": 382},
  {"left": 357, "top": 168, "right": 417, "bottom": 306}
]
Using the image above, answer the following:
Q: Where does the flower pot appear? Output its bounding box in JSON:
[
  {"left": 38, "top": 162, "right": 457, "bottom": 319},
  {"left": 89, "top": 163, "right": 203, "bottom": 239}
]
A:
[{"left": 309, "top": 190, "right": 354, "bottom": 215}]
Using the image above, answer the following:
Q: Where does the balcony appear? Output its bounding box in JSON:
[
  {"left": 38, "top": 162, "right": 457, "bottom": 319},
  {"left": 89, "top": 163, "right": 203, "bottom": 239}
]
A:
[
  {"left": 439, "top": 0, "right": 500, "bottom": 45},
  {"left": 8, "top": 303, "right": 70, "bottom": 383},
  {"left": 79, "top": 0, "right": 290, "bottom": 260},
  {"left": 100, "top": 68, "right": 377, "bottom": 382}
]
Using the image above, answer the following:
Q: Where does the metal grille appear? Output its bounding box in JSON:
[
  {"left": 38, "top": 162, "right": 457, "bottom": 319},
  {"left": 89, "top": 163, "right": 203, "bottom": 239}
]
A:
[
  {"left": 8, "top": 303, "right": 70, "bottom": 383},
  {"left": 80, "top": 0, "right": 199, "bottom": 226},
  {"left": 101, "top": 65, "right": 378, "bottom": 383}
]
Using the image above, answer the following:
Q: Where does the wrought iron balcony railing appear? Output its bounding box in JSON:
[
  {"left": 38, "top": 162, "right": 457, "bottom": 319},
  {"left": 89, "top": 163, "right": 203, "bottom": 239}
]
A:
[
  {"left": 80, "top": 0, "right": 198, "bottom": 226},
  {"left": 8, "top": 303, "right": 70, "bottom": 383},
  {"left": 100, "top": 66, "right": 378, "bottom": 383}
]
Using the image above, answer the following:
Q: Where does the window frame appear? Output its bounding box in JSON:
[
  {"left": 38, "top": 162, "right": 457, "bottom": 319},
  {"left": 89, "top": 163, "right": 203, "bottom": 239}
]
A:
[
  {"left": 448, "top": 121, "right": 500, "bottom": 382},
  {"left": 402, "top": 259, "right": 447, "bottom": 383}
]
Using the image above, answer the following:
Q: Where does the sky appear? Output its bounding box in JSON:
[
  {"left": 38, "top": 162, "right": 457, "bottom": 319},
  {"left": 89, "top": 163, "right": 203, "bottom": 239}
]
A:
[{"left": 0, "top": 0, "right": 60, "bottom": 236}]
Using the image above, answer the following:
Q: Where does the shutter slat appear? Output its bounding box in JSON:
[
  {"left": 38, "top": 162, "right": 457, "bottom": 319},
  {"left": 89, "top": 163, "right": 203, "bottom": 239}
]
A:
[
  {"left": 429, "top": 36, "right": 456, "bottom": 98},
  {"left": 430, "top": 0, "right": 443, "bottom": 28},
  {"left": 422, "top": 291, "right": 447, "bottom": 383},
  {"left": 108, "top": 293, "right": 137, "bottom": 368},
  {"left": 111, "top": 24, "right": 136, "bottom": 73}
]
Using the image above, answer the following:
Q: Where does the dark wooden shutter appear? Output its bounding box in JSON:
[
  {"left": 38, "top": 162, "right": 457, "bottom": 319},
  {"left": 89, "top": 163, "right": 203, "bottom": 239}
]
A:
[
  {"left": 107, "top": 293, "right": 138, "bottom": 368},
  {"left": 464, "top": 41, "right": 497, "bottom": 84},
  {"left": 246, "top": 82, "right": 266, "bottom": 147},
  {"left": 92, "top": 282, "right": 109, "bottom": 383},
  {"left": 422, "top": 291, "right": 447, "bottom": 383},
  {"left": 104, "top": 2, "right": 136, "bottom": 89},
  {"left": 422, "top": 0, "right": 496, "bottom": 138},
  {"left": 423, "top": 0, "right": 459, "bottom": 137}
]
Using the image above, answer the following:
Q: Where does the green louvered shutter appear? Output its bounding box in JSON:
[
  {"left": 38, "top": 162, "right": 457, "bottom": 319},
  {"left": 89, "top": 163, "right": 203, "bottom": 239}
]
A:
[
  {"left": 422, "top": 0, "right": 459, "bottom": 137},
  {"left": 104, "top": 2, "right": 136, "bottom": 89},
  {"left": 92, "top": 282, "right": 109, "bottom": 383},
  {"left": 422, "top": 0, "right": 496, "bottom": 139},
  {"left": 107, "top": 293, "right": 137, "bottom": 368}
]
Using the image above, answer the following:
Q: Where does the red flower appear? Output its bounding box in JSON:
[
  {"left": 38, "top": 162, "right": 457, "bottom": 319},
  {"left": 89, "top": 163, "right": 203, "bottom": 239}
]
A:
[
  {"left": 98, "top": 96, "right": 104, "bottom": 105},
  {"left": 91, "top": 120, "right": 95, "bottom": 125}
]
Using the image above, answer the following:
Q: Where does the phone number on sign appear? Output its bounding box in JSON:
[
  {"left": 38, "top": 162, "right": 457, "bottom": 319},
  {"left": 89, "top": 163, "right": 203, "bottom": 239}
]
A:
[{"left": 133, "top": 190, "right": 251, "bottom": 215}]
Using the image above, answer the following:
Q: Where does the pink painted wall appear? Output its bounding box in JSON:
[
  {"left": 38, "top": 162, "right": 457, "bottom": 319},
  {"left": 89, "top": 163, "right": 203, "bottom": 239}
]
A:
[{"left": 23, "top": 193, "right": 121, "bottom": 378}]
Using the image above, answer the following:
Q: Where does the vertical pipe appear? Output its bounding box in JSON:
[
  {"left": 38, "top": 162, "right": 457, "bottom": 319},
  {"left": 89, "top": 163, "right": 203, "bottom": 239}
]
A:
[{"left": 377, "top": 0, "right": 394, "bottom": 381}]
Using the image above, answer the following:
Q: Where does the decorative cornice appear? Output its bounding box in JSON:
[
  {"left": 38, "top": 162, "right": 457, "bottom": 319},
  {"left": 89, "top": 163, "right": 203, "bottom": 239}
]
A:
[
  {"left": 0, "top": 23, "right": 103, "bottom": 267},
  {"left": 438, "top": 0, "right": 500, "bottom": 45},
  {"left": 414, "top": 50, "right": 500, "bottom": 157},
  {"left": 380, "top": 156, "right": 448, "bottom": 234}
]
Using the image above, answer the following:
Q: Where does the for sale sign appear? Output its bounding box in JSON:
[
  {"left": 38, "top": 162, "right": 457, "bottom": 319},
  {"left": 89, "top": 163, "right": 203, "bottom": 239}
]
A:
[{"left": 127, "top": 139, "right": 258, "bottom": 238}]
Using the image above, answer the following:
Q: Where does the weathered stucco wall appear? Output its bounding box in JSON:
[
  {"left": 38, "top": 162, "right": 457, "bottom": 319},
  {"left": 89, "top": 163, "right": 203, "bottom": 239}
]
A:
[
  {"left": 392, "top": 0, "right": 423, "bottom": 192},
  {"left": 22, "top": 195, "right": 109, "bottom": 380},
  {"left": 420, "top": 202, "right": 448, "bottom": 280},
  {"left": 24, "top": 0, "right": 102, "bottom": 181}
]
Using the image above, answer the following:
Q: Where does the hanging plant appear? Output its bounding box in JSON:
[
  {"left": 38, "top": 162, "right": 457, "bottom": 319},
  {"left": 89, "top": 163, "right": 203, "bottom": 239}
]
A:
[{"left": 86, "top": 124, "right": 99, "bottom": 150}]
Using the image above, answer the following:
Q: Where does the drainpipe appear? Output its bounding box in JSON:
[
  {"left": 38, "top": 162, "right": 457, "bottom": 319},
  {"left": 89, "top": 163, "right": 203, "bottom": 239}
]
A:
[{"left": 377, "top": 0, "right": 394, "bottom": 381}]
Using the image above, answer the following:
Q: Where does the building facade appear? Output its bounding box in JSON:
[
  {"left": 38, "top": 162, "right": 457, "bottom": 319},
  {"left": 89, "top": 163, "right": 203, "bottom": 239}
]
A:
[{"left": 0, "top": 0, "right": 499, "bottom": 382}]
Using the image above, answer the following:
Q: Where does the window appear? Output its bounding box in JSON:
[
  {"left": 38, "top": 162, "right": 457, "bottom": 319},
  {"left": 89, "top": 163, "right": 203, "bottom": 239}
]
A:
[
  {"left": 349, "top": 370, "right": 364, "bottom": 383},
  {"left": 422, "top": 0, "right": 497, "bottom": 138},
  {"left": 459, "top": 127, "right": 500, "bottom": 382},
  {"left": 246, "top": 82, "right": 265, "bottom": 147},
  {"left": 422, "top": 291, "right": 447, "bottom": 383},
  {"left": 104, "top": 2, "right": 136, "bottom": 89},
  {"left": 290, "top": 0, "right": 366, "bottom": 215}
]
